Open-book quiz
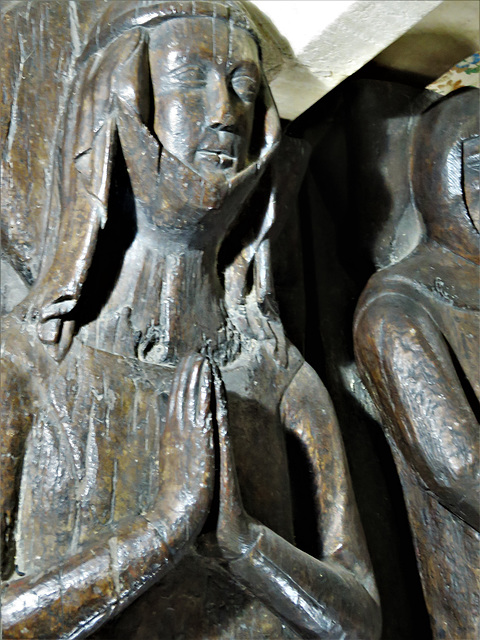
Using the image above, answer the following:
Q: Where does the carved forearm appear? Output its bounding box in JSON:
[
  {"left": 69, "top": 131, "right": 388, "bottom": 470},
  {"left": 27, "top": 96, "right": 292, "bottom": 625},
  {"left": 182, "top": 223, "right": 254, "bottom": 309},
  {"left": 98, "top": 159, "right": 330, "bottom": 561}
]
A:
[
  {"left": 228, "top": 523, "right": 381, "bottom": 640},
  {"left": 2, "top": 354, "right": 214, "bottom": 637},
  {"left": 1, "top": 495, "right": 202, "bottom": 639}
]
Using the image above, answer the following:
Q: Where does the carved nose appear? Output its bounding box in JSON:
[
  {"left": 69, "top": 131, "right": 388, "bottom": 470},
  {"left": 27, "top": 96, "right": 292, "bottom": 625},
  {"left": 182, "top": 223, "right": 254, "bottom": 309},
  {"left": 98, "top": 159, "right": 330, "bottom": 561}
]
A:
[{"left": 207, "top": 78, "right": 236, "bottom": 131}]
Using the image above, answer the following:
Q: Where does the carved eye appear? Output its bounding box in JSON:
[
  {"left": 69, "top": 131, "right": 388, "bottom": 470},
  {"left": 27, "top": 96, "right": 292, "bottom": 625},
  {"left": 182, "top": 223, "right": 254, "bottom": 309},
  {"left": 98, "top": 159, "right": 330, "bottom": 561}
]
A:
[
  {"left": 170, "top": 65, "right": 207, "bottom": 87},
  {"left": 230, "top": 69, "right": 259, "bottom": 102}
]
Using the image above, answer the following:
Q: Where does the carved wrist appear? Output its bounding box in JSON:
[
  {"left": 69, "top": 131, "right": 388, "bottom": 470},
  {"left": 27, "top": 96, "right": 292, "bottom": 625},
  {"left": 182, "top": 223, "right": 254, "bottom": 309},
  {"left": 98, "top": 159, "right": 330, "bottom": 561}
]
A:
[{"left": 227, "top": 523, "right": 263, "bottom": 565}]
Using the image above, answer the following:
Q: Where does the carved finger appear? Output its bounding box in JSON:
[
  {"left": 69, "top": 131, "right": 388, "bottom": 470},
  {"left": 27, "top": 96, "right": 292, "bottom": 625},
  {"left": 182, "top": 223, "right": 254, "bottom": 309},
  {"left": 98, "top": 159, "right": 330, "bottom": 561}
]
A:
[
  {"left": 53, "top": 320, "right": 75, "bottom": 362},
  {"left": 167, "top": 354, "right": 202, "bottom": 431},
  {"left": 40, "top": 298, "right": 77, "bottom": 322},
  {"left": 183, "top": 355, "right": 205, "bottom": 434},
  {"left": 212, "top": 363, "right": 245, "bottom": 520},
  {"left": 37, "top": 318, "right": 62, "bottom": 345},
  {"left": 164, "top": 353, "right": 213, "bottom": 470},
  {"left": 37, "top": 318, "right": 75, "bottom": 361},
  {"left": 195, "top": 358, "right": 213, "bottom": 430}
]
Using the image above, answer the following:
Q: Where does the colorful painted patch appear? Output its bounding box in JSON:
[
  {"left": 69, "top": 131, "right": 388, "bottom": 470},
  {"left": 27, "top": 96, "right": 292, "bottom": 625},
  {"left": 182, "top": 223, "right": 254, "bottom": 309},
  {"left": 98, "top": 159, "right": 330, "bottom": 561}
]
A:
[{"left": 428, "top": 52, "right": 480, "bottom": 95}]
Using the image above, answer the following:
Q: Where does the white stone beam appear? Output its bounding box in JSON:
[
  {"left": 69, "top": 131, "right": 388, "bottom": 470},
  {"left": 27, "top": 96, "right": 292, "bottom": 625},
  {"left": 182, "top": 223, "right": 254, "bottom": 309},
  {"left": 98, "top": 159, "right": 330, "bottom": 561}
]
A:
[{"left": 248, "top": 0, "right": 443, "bottom": 120}]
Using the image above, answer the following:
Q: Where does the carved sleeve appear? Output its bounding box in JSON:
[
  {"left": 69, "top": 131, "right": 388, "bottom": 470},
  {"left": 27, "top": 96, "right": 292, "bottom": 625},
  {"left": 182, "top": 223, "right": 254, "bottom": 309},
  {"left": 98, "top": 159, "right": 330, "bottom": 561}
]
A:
[
  {"left": 33, "top": 30, "right": 148, "bottom": 352},
  {"left": 1, "top": 355, "right": 214, "bottom": 639},
  {"left": 2, "top": 463, "right": 210, "bottom": 640},
  {"left": 225, "top": 363, "right": 381, "bottom": 640},
  {"left": 354, "top": 293, "right": 480, "bottom": 531},
  {"left": 0, "top": 359, "right": 36, "bottom": 580}
]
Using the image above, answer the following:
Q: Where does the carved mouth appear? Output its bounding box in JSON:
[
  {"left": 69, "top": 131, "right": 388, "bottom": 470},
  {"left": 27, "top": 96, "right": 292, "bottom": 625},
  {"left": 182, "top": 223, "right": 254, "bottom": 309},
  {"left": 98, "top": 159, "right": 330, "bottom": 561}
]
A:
[{"left": 196, "top": 149, "right": 236, "bottom": 169}]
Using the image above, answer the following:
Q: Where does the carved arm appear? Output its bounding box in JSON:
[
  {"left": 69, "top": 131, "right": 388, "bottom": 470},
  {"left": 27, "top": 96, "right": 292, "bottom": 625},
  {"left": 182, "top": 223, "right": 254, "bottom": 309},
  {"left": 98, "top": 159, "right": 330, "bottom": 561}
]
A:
[
  {"left": 214, "top": 363, "right": 381, "bottom": 640},
  {"left": 1, "top": 355, "right": 214, "bottom": 639},
  {"left": 354, "top": 293, "right": 480, "bottom": 531}
]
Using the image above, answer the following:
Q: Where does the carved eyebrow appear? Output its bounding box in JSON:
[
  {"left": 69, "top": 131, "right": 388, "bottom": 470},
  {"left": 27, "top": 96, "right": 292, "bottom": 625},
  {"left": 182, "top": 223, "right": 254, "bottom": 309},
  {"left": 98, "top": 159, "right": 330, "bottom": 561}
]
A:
[
  {"left": 166, "top": 61, "right": 204, "bottom": 75},
  {"left": 164, "top": 62, "right": 207, "bottom": 85}
]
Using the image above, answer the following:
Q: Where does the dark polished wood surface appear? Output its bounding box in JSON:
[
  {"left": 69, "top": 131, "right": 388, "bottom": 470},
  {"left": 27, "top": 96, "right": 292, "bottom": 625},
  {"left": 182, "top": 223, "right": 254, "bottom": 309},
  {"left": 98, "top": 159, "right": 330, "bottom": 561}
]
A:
[
  {"left": 355, "top": 88, "right": 479, "bottom": 639},
  {"left": 1, "top": 3, "right": 380, "bottom": 638}
]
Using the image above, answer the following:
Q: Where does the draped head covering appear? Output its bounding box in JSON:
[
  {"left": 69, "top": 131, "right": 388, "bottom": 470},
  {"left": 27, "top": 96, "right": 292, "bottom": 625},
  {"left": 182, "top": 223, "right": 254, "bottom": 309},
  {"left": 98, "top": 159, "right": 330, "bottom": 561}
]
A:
[
  {"left": 411, "top": 87, "right": 479, "bottom": 264},
  {"left": 25, "top": 1, "right": 284, "bottom": 360}
]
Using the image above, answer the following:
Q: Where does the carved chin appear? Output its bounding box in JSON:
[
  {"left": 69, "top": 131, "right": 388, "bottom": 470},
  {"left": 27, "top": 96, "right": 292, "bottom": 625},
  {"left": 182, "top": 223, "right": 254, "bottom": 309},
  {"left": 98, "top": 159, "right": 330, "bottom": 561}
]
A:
[{"left": 157, "top": 147, "right": 268, "bottom": 219}]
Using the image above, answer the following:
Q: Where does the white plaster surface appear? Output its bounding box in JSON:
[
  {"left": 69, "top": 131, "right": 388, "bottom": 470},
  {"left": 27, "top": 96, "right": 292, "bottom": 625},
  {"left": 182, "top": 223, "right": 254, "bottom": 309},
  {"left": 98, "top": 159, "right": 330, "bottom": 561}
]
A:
[
  {"left": 248, "top": 0, "right": 443, "bottom": 119},
  {"left": 374, "top": 1, "right": 480, "bottom": 79}
]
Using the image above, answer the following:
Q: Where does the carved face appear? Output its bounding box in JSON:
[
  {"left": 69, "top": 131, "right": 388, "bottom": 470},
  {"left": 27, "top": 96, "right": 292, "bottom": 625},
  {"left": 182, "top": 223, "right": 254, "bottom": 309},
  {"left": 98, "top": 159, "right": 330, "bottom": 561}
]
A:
[{"left": 149, "top": 17, "right": 260, "bottom": 182}]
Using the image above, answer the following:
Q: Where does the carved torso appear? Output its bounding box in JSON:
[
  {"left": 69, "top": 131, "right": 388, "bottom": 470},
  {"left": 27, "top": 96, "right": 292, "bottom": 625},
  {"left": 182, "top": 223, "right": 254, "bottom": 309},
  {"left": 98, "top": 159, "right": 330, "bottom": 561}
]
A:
[
  {"left": 3, "top": 317, "right": 305, "bottom": 638},
  {"left": 355, "top": 241, "right": 480, "bottom": 638},
  {"left": 11, "top": 331, "right": 301, "bottom": 575},
  {"left": 1, "top": 5, "right": 380, "bottom": 638}
]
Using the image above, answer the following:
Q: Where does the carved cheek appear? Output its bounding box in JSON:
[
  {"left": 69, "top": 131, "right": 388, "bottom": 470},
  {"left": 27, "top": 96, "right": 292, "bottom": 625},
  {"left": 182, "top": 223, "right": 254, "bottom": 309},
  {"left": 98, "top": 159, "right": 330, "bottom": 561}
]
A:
[
  {"left": 231, "top": 103, "right": 255, "bottom": 164},
  {"left": 240, "top": 102, "right": 256, "bottom": 144},
  {"left": 154, "top": 91, "right": 204, "bottom": 164}
]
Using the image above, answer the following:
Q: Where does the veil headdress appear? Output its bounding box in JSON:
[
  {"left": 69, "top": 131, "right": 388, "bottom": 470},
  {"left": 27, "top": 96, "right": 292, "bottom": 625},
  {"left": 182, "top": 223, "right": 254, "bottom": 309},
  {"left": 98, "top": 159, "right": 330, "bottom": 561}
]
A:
[
  {"left": 27, "top": 1, "right": 285, "bottom": 361},
  {"left": 411, "top": 87, "right": 479, "bottom": 264}
]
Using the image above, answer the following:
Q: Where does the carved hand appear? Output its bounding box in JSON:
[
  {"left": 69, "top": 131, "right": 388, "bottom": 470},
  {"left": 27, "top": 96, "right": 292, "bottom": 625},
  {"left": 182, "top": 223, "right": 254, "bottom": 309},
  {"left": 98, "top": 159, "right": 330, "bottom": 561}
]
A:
[
  {"left": 155, "top": 353, "right": 216, "bottom": 538},
  {"left": 36, "top": 303, "right": 76, "bottom": 362},
  {"left": 212, "top": 364, "right": 259, "bottom": 562}
]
